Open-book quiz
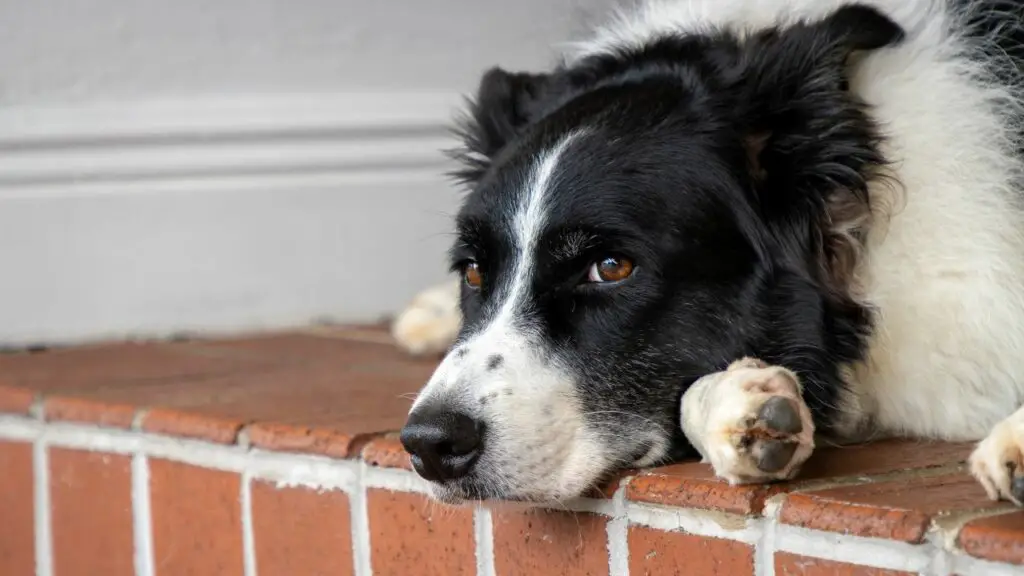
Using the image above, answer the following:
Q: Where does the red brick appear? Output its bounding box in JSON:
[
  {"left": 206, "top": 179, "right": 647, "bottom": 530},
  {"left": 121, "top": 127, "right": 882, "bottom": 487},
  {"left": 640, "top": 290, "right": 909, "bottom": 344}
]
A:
[
  {"left": 491, "top": 508, "right": 608, "bottom": 575},
  {"left": 628, "top": 462, "right": 780, "bottom": 515},
  {"left": 774, "top": 553, "right": 914, "bottom": 575},
  {"left": 0, "top": 383, "right": 34, "bottom": 414},
  {"left": 0, "top": 331, "right": 437, "bottom": 454},
  {"left": 201, "top": 330, "right": 390, "bottom": 361},
  {"left": 49, "top": 449, "right": 134, "bottom": 576},
  {"left": 43, "top": 396, "right": 136, "bottom": 428},
  {"left": 366, "top": 489, "right": 474, "bottom": 576},
  {"left": 149, "top": 459, "right": 243, "bottom": 576},
  {"left": 142, "top": 407, "right": 243, "bottom": 444},
  {"left": 795, "top": 440, "right": 971, "bottom": 479},
  {"left": 780, "top": 473, "right": 1003, "bottom": 543},
  {"left": 628, "top": 525, "right": 754, "bottom": 576},
  {"left": 0, "top": 341, "right": 270, "bottom": 394},
  {"left": 247, "top": 422, "right": 366, "bottom": 458},
  {"left": 250, "top": 480, "right": 353, "bottom": 576},
  {"left": 361, "top": 434, "right": 412, "bottom": 470},
  {"left": 958, "top": 511, "right": 1024, "bottom": 565},
  {"left": 0, "top": 441, "right": 34, "bottom": 576},
  {"left": 629, "top": 441, "right": 971, "bottom": 515}
]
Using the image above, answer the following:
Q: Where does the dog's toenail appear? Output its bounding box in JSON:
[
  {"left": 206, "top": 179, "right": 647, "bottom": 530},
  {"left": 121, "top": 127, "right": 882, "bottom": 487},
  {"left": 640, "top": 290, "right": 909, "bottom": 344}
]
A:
[
  {"left": 758, "top": 397, "right": 803, "bottom": 434},
  {"left": 755, "top": 440, "right": 798, "bottom": 472}
]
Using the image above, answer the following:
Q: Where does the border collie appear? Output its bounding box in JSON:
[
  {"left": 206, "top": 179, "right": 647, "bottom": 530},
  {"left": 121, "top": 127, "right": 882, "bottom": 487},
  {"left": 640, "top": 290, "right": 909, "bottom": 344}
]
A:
[{"left": 392, "top": 0, "right": 1024, "bottom": 506}]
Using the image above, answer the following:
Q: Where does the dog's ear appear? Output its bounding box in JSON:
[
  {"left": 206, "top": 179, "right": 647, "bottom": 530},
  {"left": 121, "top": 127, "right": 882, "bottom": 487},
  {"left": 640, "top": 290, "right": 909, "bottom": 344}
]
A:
[
  {"left": 819, "top": 4, "right": 905, "bottom": 53},
  {"left": 733, "top": 5, "right": 904, "bottom": 296},
  {"left": 449, "top": 67, "right": 551, "bottom": 186}
]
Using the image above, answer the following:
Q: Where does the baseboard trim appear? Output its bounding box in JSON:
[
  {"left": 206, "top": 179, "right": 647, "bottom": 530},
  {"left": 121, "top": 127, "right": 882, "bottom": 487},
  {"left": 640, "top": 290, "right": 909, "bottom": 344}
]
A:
[
  {"left": 0, "top": 92, "right": 465, "bottom": 345},
  {"left": 0, "top": 92, "right": 464, "bottom": 191}
]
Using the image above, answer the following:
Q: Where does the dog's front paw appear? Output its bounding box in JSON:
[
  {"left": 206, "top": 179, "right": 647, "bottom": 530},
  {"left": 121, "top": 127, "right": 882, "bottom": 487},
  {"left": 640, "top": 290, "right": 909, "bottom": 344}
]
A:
[
  {"left": 391, "top": 280, "right": 462, "bottom": 356},
  {"left": 682, "top": 358, "right": 815, "bottom": 484},
  {"left": 969, "top": 407, "right": 1024, "bottom": 505}
]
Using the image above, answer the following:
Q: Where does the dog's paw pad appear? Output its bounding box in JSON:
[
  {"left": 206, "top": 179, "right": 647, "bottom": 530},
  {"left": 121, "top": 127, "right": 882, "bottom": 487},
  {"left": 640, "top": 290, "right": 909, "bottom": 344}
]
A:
[
  {"left": 1013, "top": 475, "right": 1024, "bottom": 503},
  {"left": 700, "top": 364, "right": 815, "bottom": 484},
  {"left": 730, "top": 392, "right": 811, "bottom": 478},
  {"left": 757, "top": 396, "right": 804, "bottom": 435},
  {"left": 970, "top": 411, "right": 1024, "bottom": 506},
  {"left": 752, "top": 438, "right": 799, "bottom": 472}
]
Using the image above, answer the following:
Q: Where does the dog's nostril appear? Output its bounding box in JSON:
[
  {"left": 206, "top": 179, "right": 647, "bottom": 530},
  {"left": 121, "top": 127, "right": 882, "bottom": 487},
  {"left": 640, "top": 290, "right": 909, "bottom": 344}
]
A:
[{"left": 400, "top": 407, "right": 483, "bottom": 482}]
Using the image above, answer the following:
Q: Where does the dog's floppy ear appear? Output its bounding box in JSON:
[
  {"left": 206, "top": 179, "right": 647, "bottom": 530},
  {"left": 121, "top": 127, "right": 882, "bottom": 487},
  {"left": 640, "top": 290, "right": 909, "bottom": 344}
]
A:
[
  {"left": 449, "top": 67, "right": 551, "bottom": 186},
  {"left": 733, "top": 4, "right": 904, "bottom": 296},
  {"left": 818, "top": 4, "right": 905, "bottom": 54}
]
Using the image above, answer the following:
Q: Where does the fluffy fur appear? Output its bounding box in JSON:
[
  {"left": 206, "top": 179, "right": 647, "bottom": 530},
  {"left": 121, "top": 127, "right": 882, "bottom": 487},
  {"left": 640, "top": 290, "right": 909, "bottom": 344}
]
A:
[{"left": 395, "top": 0, "right": 1024, "bottom": 505}]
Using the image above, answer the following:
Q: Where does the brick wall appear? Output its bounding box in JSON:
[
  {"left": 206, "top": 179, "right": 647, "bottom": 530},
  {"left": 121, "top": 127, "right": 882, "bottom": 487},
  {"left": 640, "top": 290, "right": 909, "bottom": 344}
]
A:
[{"left": 1, "top": 327, "right": 1023, "bottom": 576}]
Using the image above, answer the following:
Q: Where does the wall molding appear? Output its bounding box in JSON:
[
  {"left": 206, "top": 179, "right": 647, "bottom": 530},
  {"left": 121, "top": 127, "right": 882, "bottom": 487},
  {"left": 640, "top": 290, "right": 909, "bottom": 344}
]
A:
[
  {"left": 0, "top": 92, "right": 466, "bottom": 345},
  {"left": 0, "top": 92, "right": 465, "bottom": 192}
]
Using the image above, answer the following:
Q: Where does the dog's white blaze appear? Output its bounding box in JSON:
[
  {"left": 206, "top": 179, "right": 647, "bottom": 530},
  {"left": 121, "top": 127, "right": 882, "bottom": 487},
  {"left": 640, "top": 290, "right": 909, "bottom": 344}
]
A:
[
  {"left": 410, "top": 131, "right": 608, "bottom": 499},
  {"left": 487, "top": 131, "right": 582, "bottom": 334},
  {"left": 413, "top": 130, "right": 581, "bottom": 407}
]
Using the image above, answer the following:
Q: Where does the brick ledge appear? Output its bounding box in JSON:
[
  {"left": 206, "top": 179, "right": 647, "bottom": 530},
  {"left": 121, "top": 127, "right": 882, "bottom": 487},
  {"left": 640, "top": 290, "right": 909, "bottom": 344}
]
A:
[
  {"left": 1, "top": 328, "right": 1023, "bottom": 575},
  {"left": 1, "top": 413, "right": 1022, "bottom": 576}
]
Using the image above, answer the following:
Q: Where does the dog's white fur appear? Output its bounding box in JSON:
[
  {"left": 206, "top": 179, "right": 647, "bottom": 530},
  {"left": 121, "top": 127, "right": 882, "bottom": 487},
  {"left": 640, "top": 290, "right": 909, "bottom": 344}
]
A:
[{"left": 396, "top": 0, "right": 1024, "bottom": 503}]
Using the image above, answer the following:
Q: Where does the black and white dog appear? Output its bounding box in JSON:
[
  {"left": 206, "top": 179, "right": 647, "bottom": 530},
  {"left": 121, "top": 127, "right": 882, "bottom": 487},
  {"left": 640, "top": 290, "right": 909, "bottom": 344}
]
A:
[{"left": 393, "top": 0, "right": 1024, "bottom": 506}]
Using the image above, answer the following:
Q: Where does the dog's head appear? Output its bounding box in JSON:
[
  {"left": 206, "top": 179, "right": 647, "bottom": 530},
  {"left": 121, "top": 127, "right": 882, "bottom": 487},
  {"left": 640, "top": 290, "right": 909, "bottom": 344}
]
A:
[{"left": 401, "top": 5, "right": 903, "bottom": 503}]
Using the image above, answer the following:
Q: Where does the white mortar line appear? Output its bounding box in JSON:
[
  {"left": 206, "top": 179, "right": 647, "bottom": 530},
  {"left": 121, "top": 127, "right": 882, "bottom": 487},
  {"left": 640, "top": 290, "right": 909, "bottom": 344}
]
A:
[
  {"left": 626, "top": 502, "right": 764, "bottom": 545},
  {"left": 606, "top": 480, "right": 631, "bottom": 576},
  {"left": 352, "top": 462, "right": 373, "bottom": 576},
  {"left": 1, "top": 416, "right": 40, "bottom": 441},
  {"left": 247, "top": 449, "right": 359, "bottom": 493},
  {"left": 924, "top": 529, "right": 956, "bottom": 576},
  {"left": 950, "top": 551, "right": 1024, "bottom": 576},
  {"left": 131, "top": 454, "right": 155, "bottom": 576},
  {"left": 773, "top": 523, "right": 934, "bottom": 573},
  {"left": 755, "top": 499, "right": 781, "bottom": 576},
  {"left": 556, "top": 496, "right": 618, "bottom": 517},
  {"left": 6, "top": 414, "right": 1024, "bottom": 575},
  {"left": 33, "top": 436, "right": 52, "bottom": 576},
  {"left": 240, "top": 472, "right": 257, "bottom": 576},
  {"left": 362, "top": 463, "right": 434, "bottom": 494},
  {"left": 474, "top": 505, "right": 496, "bottom": 576},
  {"left": 0, "top": 416, "right": 362, "bottom": 492}
]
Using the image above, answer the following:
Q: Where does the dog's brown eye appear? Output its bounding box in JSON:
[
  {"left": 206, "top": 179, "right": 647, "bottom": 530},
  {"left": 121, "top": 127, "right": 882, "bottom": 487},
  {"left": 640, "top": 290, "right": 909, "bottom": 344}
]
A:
[
  {"left": 463, "top": 262, "right": 482, "bottom": 289},
  {"left": 587, "top": 257, "right": 635, "bottom": 283}
]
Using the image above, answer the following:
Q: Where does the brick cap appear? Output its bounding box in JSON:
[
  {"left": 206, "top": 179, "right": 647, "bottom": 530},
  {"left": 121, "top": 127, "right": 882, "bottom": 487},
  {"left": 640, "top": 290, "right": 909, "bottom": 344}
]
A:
[{"left": 0, "top": 325, "right": 1020, "bottom": 555}]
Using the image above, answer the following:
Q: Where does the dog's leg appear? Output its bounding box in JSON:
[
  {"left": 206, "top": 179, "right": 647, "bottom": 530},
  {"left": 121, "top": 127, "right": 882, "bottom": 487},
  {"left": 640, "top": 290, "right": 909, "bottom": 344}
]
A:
[
  {"left": 391, "top": 279, "right": 462, "bottom": 356},
  {"left": 969, "top": 405, "right": 1024, "bottom": 505},
  {"left": 681, "top": 358, "right": 816, "bottom": 484}
]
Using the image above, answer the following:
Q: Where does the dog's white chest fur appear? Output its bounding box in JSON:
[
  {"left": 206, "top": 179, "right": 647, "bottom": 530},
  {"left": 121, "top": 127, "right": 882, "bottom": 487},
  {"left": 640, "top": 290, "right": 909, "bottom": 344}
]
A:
[{"left": 825, "top": 0, "right": 1024, "bottom": 441}]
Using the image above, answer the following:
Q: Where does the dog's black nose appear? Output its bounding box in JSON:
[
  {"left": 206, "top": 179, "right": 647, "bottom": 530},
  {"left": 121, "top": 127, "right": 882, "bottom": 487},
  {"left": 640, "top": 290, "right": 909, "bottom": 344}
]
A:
[{"left": 400, "top": 406, "right": 483, "bottom": 482}]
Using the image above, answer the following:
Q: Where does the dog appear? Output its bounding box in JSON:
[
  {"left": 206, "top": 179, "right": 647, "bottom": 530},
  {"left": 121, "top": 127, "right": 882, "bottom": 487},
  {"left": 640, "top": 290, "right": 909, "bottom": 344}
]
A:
[{"left": 392, "top": 0, "right": 1024, "bottom": 506}]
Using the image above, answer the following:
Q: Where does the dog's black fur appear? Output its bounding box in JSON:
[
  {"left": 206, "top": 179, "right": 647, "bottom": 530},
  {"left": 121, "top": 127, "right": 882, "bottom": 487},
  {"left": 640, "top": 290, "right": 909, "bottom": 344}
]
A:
[{"left": 446, "top": 5, "right": 905, "bottom": 465}]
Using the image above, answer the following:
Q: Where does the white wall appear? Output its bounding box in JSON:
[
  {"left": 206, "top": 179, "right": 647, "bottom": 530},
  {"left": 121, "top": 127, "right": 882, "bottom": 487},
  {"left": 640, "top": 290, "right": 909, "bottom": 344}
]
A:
[{"left": 0, "top": 0, "right": 617, "bottom": 345}]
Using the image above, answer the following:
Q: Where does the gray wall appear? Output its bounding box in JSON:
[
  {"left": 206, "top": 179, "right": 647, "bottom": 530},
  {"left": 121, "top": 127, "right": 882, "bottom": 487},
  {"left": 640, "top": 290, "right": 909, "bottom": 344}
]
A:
[
  {"left": 0, "top": 0, "right": 617, "bottom": 345},
  {"left": 0, "top": 0, "right": 614, "bottom": 103}
]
